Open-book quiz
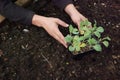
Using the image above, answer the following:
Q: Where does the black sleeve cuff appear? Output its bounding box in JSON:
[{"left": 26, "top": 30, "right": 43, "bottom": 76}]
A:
[
  {"left": 52, "top": 0, "right": 73, "bottom": 10},
  {"left": 0, "top": 0, "right": 35, "bottom": 25},
  {"left": 21, "top": 8, "right": 35, "bottom": 25}
]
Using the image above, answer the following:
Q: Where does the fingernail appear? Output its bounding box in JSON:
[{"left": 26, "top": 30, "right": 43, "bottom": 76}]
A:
[
  {"left": 66, "top": 24, "right": 69, "bottom": 27},
  {"left": 65, "top": 43, "right": 68, "bottom": 48},
  {"left": 65, "top": 45, "right": 68, "bottom": 48}
]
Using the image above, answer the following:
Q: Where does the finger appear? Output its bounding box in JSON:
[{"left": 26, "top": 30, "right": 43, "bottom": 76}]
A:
[
  {"left": 55, "top": 28, "right": 67, "bottom": 48},
  {"left": 53, "top": 33, "right": 67, "bottom": 48},
  {"left": 80, "top": 15, "right": 87, "bottom": 21},
  {"left": 56, "top": 30, "right": 67, "bottom": 48},
  {"left": 74, "top": 18, "right": 82, "bottom": 30},
  {"left": 56, "top": 19, "right": 69, "bottom": 27}
]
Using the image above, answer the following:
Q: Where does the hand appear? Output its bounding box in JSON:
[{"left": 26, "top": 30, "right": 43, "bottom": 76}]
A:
[
  {"left": 70, "top": 11, "right": 87, "bottom": 27},
  {"left": 32, "top": 15, "right": 69, "bottom": 48},
  {"left": 65, "top": 4, "right": 87, "bottom": 29}
]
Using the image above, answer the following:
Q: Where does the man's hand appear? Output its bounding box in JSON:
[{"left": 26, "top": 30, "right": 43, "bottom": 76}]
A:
[
  {"left": 65, "top": 4, "right": 87, "bottom": 29},
  {"left": 32, "top": 15, "right": 68, "bottom": 48}
]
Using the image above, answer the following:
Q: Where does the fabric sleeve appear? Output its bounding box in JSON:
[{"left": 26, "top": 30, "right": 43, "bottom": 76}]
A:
[
  {"left": 0, "top": 0, "right": 35, "bottom": 25},
  {"left": 52, "top": 0, "right": 73, "bottom": 10}
]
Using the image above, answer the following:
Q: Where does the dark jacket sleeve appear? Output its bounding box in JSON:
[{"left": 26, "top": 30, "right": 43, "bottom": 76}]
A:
[
  {"left": 52, "top": 0, "right": 73, "bottom": 10},
  {"left": 0, "top": 0, "right": 35, "bottom": 25}
]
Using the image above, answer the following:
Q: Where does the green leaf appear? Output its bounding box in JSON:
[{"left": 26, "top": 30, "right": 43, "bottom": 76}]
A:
[
  {"left": 87, "top": 21, "right": 92, "bottom": 27},
  {"left": 93, "top": 20, "right": 97, "bottom": 28},
  {"left": 73, "top": 35, "right": 85, "bottom": 42},
  {"left": 80, "top": 30, "right": 85, "bottom": 35},
  {"left": 83, "top": 35, "right": 91, "bottom": 40},
  {"left": 69, "top": 25, "right": 74, "bottom": 34},
  {"left": 93, "top": 44, "right": 102, "bottom": 51},
  {"left": 91, "top": 26, "right": 97, "bottom": 32},
  {"left": 94, "top": 31, "right": 101, "bottom": 38},
  {"left": 84, "top": 30, "right": 91, "bottom": 37},
  {"left": 75, "top": 45, "right": 81, "bottom": 52},
  {"left": 83, "top": 26, "right": 89, "bottom": 31},
  {"left": 73, "top": 35, "right": 80, "bottom": 41},
  {"left": 102, "top": 36, "right": 111, "bottom": 41},
  {"left": 91, "top": 20, "right": 97, "bottom": 31},
  {"left": 88, "top": 38, "right": 98, "bottom": 45},
  {"left": 78, "top": 36, "right": 85, "bottom": 41},
  {"left": 72, "top": 28, "right": 79, "bottom": 34},
  {"left": 69, "top": 46, "right": 75, "bottom": 52},
  {"left": 65, "top": 35, "right": 73, "bottom": 43},
  {"left": 80, "top": 21, "right": 85, "bottom": 30},
  {"left": 103, "top": 41, "right": 109, "bottom": 47},
  {"left": 84, "top": 30, "right": 92, "bottom": 39},
  {"left": 80, "top": 20, "right": 91, "bottom": 29},
  {"left": 106, "top": 37, "right": 111, "bottom": 41},
  {"left": 73, "top": 40, "right": 80, "bottom": 47},
  {"left": 80, "top": 43, "right": 86, "bottom": 47},
  {"left": 96, "top": 27, "right": 104, "bottom": 33},
  {"left": 84, "top": 20, "right": 91, "bottom": 26}
]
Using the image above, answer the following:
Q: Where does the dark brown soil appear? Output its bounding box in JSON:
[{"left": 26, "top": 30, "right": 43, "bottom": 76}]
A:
[{"left": 0, "top": 0, "right": 120, "bottom": 80}]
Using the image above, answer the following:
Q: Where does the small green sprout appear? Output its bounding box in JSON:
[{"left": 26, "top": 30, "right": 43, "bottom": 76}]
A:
[{"left": 65, "top": 20, "right": 111, "bottom": 54}]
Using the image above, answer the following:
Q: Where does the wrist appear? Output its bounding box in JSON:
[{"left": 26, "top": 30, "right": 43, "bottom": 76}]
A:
[
  {"left": 32, "top": 14, "right": 45, "bottom": 27},
  {"left": 65, "top": 4, "right": 79, "bottom": 17}
]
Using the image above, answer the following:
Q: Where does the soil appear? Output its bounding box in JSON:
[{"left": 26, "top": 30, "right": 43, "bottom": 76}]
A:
[{"left": 0, "top": 0, "right": 120, "bottom": 80}]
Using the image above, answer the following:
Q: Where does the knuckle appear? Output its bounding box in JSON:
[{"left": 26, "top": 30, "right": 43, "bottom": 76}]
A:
[
  {"left": 55, "top": 18, "right": 59, "bottom": 21},
  {"left": 56, "top": 32, "right": 60, "bottom": 36}
]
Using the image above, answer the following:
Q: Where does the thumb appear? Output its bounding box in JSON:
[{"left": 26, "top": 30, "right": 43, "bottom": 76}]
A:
[{"left": 56, "top": 19, "right": 69, "bottom": 27}]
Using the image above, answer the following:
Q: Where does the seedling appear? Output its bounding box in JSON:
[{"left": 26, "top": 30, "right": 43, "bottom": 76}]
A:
[{"left": 65, "top": 20, "right": 111, "bottom": 55}]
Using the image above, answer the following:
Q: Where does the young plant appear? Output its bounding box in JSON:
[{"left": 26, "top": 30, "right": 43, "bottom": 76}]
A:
[{"left": 65, "top": 20, "right": 111, "bottom": 55}]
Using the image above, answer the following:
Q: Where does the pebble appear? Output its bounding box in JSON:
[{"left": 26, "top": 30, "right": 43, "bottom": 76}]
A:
[
  {"left": 66, "top": 62, "right": 69, "bottom": 65},
  {"left": 89, "top": 67, "right": 93, "bottom": 72},
  {"left": 23, "top": 29, "right": 29, "bottom": 33},
  {"left": 101, "top": 3, "right": 107, "bottom": 7},
  {"left": 116, "top": 25, "right": 119, "bottom": 28},
  {"left": 9, "top": 37, "right": 12, "bottom": 40},
  {"left": 94, "top": 3, "right": 97, "bottom": 6},
  {"left": 116, "top": 23, "right": 120, "bottom": 28},
  {"left": 113, "top": 60, "right": 117, "bottom": 64}
]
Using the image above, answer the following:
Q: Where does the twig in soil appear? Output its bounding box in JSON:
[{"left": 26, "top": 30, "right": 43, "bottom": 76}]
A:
[{"left": 41, "top": 53, "right": 53, "bottom": 68}]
